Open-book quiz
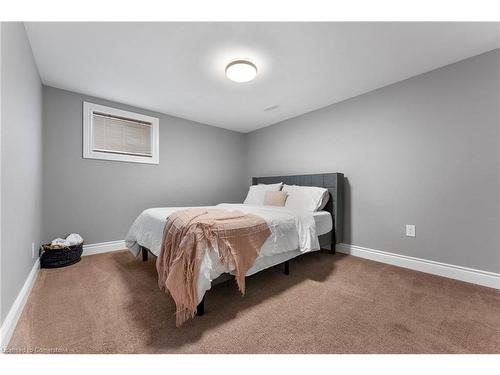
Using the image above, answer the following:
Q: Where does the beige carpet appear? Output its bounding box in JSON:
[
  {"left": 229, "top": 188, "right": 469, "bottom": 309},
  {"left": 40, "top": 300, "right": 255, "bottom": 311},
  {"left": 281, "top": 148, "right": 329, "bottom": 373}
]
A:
[{"left": 7, "top": 250, "right": 500, "bottom": 354}]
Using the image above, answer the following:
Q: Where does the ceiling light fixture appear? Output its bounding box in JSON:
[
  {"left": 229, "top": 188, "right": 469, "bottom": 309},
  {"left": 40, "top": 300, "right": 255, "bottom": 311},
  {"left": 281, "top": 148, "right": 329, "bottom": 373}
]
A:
[{"left": 225, "top": 60, "right": 257, "bottom": 83}]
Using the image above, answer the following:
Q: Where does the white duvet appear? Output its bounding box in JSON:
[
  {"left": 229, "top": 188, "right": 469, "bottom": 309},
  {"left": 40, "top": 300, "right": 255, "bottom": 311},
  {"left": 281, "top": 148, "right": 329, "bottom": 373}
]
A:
[{"left": 125, "top": 203, "right": 320, "bottom": 302}]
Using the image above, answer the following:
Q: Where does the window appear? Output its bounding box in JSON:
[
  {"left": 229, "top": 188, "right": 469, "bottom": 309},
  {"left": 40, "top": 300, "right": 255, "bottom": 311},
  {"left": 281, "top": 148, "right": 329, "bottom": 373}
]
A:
[{"left": 83, "top": 102, "right": 159, "bottom": 164}]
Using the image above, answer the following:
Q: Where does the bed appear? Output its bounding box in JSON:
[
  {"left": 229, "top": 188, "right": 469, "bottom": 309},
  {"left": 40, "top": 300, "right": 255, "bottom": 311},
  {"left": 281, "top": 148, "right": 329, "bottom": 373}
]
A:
[{"left": 125, "top": 173, "right": 344, "bottom": 316}]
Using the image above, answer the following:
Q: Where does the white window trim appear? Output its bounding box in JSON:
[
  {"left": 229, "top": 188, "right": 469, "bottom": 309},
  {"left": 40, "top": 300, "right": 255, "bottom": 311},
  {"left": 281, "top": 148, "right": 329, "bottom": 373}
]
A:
[{"left": 83, "top": 102, "right": 159, "bottom": 165}]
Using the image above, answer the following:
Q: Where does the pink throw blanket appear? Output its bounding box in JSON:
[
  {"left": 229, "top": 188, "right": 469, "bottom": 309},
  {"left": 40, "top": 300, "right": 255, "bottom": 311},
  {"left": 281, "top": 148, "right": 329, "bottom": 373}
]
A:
[{"left": 156, "top": 208, "right": 271, "bottom": 326}]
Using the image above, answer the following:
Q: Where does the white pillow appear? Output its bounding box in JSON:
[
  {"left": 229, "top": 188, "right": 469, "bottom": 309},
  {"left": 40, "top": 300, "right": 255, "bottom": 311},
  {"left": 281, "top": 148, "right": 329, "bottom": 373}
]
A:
[
  {"left": 282, "top": 184, "right": 329, "bottom": 212},
  {"left": 243, "top": 183, "right": 283, "bottom": 205},
  {"left": 318, "top": 190, "right": 330, "bottom": 210}
]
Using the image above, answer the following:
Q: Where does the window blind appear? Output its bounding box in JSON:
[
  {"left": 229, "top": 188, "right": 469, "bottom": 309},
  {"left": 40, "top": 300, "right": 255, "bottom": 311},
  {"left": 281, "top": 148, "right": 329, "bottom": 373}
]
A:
[{"left": 92, "top": 113, "right": 152, "bottom": 157}]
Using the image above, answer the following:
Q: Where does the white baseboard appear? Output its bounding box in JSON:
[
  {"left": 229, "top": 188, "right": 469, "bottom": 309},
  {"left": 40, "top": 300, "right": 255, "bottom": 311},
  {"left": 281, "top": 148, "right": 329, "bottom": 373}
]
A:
[
  {"left": 0, "top": 258, "right": 40, "bottom": 350},
  {"left": 337, "top": 243, "right": 500, "bottom": 290},
  {"left": 82, "top": 240, "right": 127, "bottom": 256}
]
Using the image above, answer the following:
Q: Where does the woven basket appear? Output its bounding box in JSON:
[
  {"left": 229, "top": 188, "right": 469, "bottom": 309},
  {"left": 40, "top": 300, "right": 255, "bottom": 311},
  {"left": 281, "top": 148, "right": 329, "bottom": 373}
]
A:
[{"left": 40, "top": 243, "right": 83, "bottom": 268}]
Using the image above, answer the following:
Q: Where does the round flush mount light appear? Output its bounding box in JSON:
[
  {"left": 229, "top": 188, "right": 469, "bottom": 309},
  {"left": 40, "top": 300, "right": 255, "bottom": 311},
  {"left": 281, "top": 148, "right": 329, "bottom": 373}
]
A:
[{"left": 225, "top": 60, "right": 257, "bottom": 83}]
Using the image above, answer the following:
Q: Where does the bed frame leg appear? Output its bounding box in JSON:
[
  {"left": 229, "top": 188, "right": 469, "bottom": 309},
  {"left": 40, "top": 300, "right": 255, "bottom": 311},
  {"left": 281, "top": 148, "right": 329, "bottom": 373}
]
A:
[
  {"left": 330, "top": 242, "right": 336, "bottom": 255},
  {"left": 196, "top": 296, "right": 205, "bottom": 316},
  {"left": 284, "top": 260, "right": 289, "bottom": 275},
  {"left": 141, "top": 247, "right": 148, "bottom": 261}
]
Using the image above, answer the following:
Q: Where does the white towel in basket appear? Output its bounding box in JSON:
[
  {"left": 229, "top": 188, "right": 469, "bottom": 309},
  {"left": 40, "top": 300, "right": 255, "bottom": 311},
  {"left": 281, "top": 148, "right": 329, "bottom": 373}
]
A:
[{"left": 50, "top": 233, "right": 83, "bottom": 247}]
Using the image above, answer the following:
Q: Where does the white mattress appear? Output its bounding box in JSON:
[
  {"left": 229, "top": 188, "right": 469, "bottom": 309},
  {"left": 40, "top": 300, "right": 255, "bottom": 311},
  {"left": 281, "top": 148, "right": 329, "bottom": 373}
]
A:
[
  {"left": 125, "top": 204, "right": 331, "bottom": 303},
  {"left": 313, "top": 210, "right": 332, "bottom": 236}
]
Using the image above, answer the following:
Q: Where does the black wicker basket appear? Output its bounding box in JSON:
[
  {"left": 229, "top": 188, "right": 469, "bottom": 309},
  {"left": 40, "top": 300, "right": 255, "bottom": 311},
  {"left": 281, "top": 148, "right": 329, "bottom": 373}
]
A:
[{"left": 40, "top": 243, "right": 83, "bottom": 268}]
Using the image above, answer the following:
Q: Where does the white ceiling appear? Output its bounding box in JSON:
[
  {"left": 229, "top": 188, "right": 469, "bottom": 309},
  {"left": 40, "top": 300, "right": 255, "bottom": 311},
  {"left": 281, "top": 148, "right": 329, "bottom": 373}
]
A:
[{"left": 25, "top": 22, "right": 500, "bottom": 133}]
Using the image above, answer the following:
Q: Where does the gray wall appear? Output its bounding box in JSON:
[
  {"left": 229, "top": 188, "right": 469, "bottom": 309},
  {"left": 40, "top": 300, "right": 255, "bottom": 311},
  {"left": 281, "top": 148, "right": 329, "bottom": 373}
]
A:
[
  {"left": 246, "top": 49, "right": 500, "bottom": 274},
  {"left": 42, "top": 87, "right": 248, "bottom": 244},
  {"left": 1, "top": 23, "right": 43, "bottom": 323}
]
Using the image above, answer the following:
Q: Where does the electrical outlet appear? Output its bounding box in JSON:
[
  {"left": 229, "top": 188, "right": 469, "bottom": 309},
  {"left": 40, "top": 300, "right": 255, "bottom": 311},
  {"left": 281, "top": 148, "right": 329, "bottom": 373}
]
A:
[
  {"left": 405, "top": 225, "right": 416, "bottom": 237},
  {"left": 31, "top": 242, "right": 35, "bottom": 258}
]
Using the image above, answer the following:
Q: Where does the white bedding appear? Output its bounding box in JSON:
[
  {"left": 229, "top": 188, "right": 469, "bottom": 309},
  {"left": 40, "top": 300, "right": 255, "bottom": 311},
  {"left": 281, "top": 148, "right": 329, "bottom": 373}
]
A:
[
  {"left": 125, "top": 203, "right": 324, "bottom": 303},
  {"left": 313, "top": 210, "right": 332, "bottom": 236}
]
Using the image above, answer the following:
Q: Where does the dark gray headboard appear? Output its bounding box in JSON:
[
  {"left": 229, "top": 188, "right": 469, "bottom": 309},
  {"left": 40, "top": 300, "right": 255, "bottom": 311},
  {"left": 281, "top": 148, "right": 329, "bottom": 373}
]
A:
[{"left": 252, "top": 173, "right": 344, "bottom": 244}]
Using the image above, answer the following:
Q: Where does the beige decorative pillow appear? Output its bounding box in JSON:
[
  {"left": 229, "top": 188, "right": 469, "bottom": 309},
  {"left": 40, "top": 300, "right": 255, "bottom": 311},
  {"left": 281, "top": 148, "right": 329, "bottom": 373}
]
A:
[{"left": 263, "top": 191, "right": 288, "bottom": 206}]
